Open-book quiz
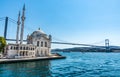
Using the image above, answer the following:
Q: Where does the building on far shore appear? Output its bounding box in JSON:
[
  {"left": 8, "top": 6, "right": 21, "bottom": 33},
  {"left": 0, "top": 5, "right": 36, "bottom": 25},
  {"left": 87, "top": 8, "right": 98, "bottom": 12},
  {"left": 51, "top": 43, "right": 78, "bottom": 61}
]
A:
[{"left": 4, "top": 5, "right": 52, "bottom": 59}]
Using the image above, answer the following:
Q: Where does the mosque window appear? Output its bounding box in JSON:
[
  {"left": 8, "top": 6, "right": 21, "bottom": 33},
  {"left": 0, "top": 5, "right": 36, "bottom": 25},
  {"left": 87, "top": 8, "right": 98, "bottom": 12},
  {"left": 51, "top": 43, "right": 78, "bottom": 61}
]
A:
[
  {"left": 14, "top": 46, "right": 16, "bottom": 50},
  {"left": 26, "top": 47, "right": 28, "bottom": 50},
  {"left": 41, "top": 41, "right": 43, "bottom": 47},
  {"left": 37, "top": 41, "right": 39, "bottom": 46},
  {"left": 20, "top": 47, "right": 22, "bottom": 50},
  {"left": 23, "top": 47, "right": 25, "bottom": 50},
  {"left": 10, "top": 46, "right": 13, "bottom": 50},
  {"left": 16, "top": 46, "right": 18, "bottom": 50},
  {"left": 45, "top": 42, "right": 47, "bottom": 47},
  {"left": 37, "top": 34, "right": 40, "bottom": 37}
]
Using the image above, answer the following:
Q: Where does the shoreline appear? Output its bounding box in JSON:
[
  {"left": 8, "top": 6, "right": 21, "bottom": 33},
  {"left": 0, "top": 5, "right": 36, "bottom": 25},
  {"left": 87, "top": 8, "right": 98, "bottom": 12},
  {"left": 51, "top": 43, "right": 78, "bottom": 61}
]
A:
[
  {"left": 0, "top": 56, "right": 66, "bottom": 64},
  {"left": 52, "top": 51, "right": 120, "bottom": 53}
]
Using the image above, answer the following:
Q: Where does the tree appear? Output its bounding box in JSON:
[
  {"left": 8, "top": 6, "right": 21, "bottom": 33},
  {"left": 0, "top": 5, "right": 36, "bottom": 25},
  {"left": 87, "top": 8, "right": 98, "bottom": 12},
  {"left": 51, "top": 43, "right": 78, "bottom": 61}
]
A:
[{"left": 0, "top": 37, "right": 6, "bottom": 52}]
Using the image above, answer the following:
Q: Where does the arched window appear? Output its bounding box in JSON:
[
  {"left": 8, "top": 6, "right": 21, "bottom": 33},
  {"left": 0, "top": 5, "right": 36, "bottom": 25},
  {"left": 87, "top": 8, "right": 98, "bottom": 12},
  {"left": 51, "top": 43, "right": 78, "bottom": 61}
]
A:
[
  {"left": 16, "top": 46, "right": 18, "bottom": 50},
  {"left": 26, "top": 47, "right": 28, "bottom": 50},
  {"left": 41, "top": 41, "right": 43, "bottom": 47},
  {"left": 20, "top": 46, "right": 22, "bottom": 50},
  {"left": 23, "top": 47, "right": 25, "bottom": 50},
  {"left": 20, "top": 51, "right": 22, "bottom": 56},
  {"left": 31, "top": 47, "right": 32, "bottom": 50},
  {"left": 14, "top": 46, "right": 16, "bottom": 50},
  {"left": 33, "top": 48, "right": 34, "bottom": 50},
  {"left": 10, "top": 46, "right": 13, "bottom": 50},
  {"left": 37, "top": 41, "right": 39, "bottom": 46},
  {"left": 45, "top": 42, "right": 47, "bottom": 47},
  {"left": 23, "top": 51, "right": 25, "bottom": 56}
]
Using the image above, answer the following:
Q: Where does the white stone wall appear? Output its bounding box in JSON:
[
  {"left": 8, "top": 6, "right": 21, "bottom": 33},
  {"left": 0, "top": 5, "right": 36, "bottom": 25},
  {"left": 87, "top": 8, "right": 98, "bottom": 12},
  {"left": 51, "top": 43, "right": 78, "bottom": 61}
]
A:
[
  {"left": 31, "top": 34, "right": 51, "bottom": 57},
  {"left": 7, "top": 50, "right": 17, "bottom": 58},
  {"left": 6, "top": 44, "right": 36, "bottom": 58},
  {"left": 0, "top": 52, "right": 3, "bottom": 58}
]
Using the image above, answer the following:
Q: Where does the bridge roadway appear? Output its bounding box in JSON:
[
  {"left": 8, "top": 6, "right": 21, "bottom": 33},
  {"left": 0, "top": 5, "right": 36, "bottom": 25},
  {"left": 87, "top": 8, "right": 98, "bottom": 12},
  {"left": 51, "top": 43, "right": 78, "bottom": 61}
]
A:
[{"left": 6, "top": 39, "right": 105, "bottom": 48}]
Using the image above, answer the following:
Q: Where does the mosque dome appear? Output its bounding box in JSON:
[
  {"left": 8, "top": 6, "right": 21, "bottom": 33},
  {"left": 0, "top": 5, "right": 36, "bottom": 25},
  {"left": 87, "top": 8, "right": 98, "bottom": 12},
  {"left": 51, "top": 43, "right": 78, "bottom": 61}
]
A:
[
  {"left": 31, "top": 28, "right": 46, "bottom": 37},
  {"left": 34, "top": 28, "right": 45, "bottom": 34}
]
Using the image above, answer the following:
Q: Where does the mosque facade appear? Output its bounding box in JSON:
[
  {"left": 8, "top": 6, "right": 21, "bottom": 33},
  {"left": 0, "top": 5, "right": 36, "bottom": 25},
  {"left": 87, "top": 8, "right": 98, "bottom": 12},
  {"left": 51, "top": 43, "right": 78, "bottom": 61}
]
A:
[{"left": 5, "top": 28, "right": 51, "bottom": 58}]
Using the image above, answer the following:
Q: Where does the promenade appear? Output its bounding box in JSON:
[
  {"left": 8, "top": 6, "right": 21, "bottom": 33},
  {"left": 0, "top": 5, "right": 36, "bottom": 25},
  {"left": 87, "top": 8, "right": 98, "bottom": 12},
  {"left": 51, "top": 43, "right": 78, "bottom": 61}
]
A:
[{"left": 0, "top": 55, "right": 66, "bottom": 63}]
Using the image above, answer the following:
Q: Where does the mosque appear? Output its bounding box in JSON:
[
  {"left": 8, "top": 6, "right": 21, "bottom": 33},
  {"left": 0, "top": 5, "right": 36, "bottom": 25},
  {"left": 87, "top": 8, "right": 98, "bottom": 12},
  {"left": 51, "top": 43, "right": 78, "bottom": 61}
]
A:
[{"left": 4, "top": 5, "right": 52, "bottom": 58}]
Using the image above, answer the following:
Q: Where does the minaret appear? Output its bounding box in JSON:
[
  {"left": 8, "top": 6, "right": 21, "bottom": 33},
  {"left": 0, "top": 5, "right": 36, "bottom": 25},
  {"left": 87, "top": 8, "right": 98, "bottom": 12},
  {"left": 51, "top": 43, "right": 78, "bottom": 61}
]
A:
[
  {"left": 20, "top": 4, "right": 25, "bottom": 44},
  {"left": 16, "top": 11, "right": 21, "bottom": 44}
]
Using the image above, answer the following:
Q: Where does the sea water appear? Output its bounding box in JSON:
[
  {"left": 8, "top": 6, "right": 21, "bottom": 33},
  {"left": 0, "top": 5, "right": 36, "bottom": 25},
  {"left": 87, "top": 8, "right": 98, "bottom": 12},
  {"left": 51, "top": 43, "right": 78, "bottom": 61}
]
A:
[{"left": 0, "top": 52, "right": 120, "bottom": 77}]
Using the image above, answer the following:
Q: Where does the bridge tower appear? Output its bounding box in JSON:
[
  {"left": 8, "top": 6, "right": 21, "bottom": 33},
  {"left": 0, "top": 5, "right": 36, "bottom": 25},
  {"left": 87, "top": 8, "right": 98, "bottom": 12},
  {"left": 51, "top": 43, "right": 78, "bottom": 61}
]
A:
[
  {"left": 4, "top": 17, "right": 8, "bottom": 39},
  {"left": 105, "top": 39, "right": 110, "bottom": 51}
]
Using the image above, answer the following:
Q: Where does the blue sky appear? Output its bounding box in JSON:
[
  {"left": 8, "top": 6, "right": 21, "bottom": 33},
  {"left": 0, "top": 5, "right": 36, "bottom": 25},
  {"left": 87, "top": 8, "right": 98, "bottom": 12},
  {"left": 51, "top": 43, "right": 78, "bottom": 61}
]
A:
[{"left": 0, "top": 0, "right": 120, "bottom": 48}]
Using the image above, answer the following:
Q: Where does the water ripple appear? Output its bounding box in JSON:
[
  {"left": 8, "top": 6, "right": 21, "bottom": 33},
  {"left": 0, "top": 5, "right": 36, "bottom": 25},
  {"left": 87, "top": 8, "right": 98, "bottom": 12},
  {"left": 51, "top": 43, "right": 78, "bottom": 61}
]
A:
[{"left": 1, "top": 52, "right": 120, "bottom": 77}]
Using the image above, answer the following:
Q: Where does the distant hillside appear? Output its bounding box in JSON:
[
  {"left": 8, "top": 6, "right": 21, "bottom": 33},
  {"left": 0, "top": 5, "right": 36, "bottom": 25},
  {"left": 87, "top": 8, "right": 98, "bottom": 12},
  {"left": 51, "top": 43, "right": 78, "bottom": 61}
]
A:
[{"left": 52, "top": 46, "right": 120, "bottom": 52}]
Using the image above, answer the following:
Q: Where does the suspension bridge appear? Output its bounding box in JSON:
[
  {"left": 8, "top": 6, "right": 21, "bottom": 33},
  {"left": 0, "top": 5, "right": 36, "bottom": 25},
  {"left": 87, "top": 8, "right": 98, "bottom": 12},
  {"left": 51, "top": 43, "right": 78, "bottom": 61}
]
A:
[{"left": 0, "top": 17, "right": 110, "bottom": 49}]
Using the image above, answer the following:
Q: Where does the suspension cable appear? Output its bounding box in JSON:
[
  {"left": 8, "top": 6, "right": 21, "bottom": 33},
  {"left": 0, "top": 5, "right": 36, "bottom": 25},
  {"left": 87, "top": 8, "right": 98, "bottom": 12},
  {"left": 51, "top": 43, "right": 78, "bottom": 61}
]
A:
[
  {"left": 8, "top": 17, "right": 17, "bottom": 24},
  {"left": 0, "top": 17, "right": 5, "bottom": 21}
]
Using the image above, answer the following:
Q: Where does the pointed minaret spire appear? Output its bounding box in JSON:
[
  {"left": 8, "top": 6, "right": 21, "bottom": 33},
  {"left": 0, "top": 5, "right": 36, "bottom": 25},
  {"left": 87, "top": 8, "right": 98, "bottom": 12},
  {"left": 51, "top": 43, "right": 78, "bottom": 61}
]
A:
[
  {"left": 23, "top": 4, "right": 25, "bottom": 11},
  {"left": 20, "top": 4, "right": 25, "bottom": 44},
  {"left": 16, "top": 11, "right": 21, "bottom": 44}
]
